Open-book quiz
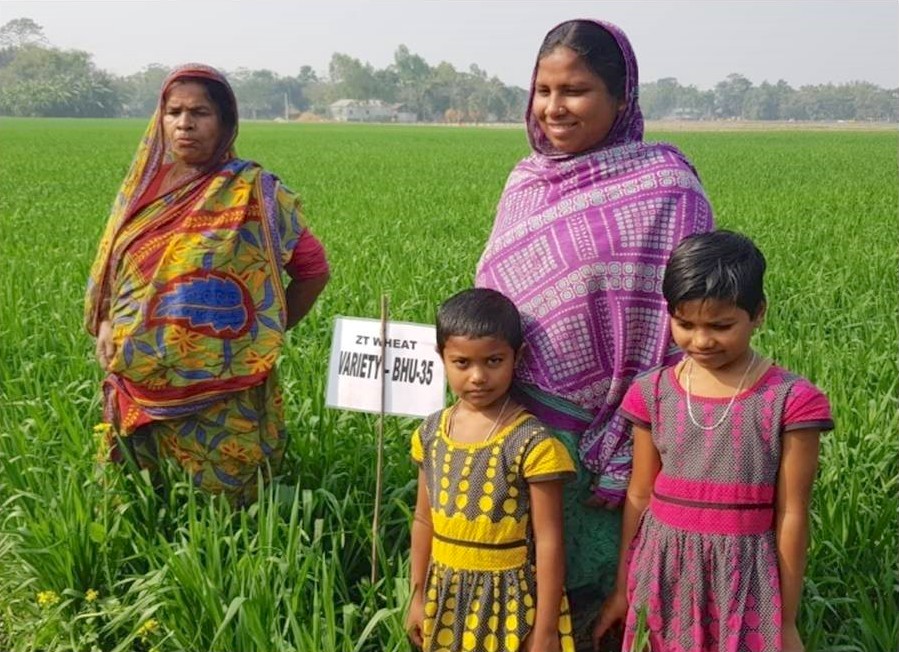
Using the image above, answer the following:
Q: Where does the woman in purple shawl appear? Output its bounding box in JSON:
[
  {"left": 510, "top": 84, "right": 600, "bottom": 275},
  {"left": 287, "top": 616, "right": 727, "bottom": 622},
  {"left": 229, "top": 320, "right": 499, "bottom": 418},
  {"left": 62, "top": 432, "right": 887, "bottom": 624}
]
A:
[{"left": 475, "top": 20, "right": 713, "bottom": 649}]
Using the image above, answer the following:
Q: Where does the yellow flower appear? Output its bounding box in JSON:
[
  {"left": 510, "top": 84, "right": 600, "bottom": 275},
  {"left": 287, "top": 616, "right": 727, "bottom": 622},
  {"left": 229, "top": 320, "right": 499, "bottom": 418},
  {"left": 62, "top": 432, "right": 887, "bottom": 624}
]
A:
[
  {"left": 94, "top": 422, "right": 116, "bottom": 462},
  {"left": 36, "top": 590, "right": 60, "bottom": 608},
  {"left": 137, "top": 618, "right": 160, "bottom": 641},
  {"left": 85, "top": 588, "right": 99, "bottom": 602},
  {"left": 95, "top": 431, "right": 112, "bottom": 463}
]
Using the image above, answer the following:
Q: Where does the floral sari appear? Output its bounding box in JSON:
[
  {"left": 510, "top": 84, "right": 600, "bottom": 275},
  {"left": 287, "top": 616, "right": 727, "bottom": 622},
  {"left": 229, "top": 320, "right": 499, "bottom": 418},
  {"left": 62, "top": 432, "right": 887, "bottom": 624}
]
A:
[{"left": 85, "top": 65, "right": 306, "bottom": 503}]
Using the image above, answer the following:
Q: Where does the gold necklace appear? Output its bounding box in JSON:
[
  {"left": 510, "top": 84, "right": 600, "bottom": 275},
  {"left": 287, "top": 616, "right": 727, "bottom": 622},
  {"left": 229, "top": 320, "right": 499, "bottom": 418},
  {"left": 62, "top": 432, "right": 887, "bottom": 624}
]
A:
[
  {"left": 685, "top": 352, "right": 757, "bottom": 431},
  {"left": 448, "top": 395, "right": 512, "bottom": 443}
]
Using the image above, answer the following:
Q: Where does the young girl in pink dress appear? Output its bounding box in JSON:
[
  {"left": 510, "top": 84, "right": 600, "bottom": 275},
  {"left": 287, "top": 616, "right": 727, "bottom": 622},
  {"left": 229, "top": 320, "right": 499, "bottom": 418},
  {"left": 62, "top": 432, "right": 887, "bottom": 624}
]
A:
[{"left": 593, "top": 231, "right": 833, "bottom": 652}]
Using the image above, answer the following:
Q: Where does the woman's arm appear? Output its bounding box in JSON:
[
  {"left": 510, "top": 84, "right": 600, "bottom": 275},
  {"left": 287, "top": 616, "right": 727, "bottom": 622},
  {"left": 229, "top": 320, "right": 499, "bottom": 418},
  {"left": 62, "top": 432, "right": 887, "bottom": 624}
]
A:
[
  {"left": 406, "top": 470, "right": 433, "bottom": 648},
  {"left": 527, "top": 479, "right": 566, "bottom": 652},
  {"left": 593, "top": 424, "right": 660, "bottom": 644},
  {"left": 282, "top": 224, "right": 329, "bottom": 329},
  {"left": 285, "top": 273, "right": 329, "bottom": 329},
  {"left": 776, "top": 428, "right": 821, "bottom": 652}
]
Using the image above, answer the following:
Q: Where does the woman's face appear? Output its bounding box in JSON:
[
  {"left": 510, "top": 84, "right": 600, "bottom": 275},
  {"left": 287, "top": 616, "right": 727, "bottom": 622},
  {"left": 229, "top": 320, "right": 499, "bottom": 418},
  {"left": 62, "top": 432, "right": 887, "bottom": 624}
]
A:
[
  {"left": 162, "top": 81, "right": 222, "bottom": 167},
  {"left": 532, "top": 46, "right": 624, "bottom": 154}
]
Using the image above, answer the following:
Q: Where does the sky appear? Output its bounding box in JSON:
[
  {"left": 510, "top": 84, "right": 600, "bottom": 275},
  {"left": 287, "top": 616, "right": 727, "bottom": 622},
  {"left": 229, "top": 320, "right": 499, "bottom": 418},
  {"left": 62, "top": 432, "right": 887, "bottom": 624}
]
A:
[{"left": 1, "top": 0, "right": 897, "bottom": 90}]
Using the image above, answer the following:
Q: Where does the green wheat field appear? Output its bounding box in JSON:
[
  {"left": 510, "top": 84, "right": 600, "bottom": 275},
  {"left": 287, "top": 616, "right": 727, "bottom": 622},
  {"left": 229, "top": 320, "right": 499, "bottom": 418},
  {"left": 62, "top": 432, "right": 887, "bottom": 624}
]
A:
[{"left": 0, "top": 119, "right": 896, "bottom": 651}]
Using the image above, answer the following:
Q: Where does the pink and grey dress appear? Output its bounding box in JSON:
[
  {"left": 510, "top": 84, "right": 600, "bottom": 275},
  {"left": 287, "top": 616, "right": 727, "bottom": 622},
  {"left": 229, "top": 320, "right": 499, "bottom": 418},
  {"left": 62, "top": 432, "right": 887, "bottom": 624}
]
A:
[{"left": 618, "top": 364, "right": 833, "bottom": 652}]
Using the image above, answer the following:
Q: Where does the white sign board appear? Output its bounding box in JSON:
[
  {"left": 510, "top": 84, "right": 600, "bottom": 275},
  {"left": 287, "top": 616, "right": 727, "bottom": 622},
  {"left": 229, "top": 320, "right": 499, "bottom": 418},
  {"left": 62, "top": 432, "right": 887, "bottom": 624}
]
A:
[{"left": 326, "top": 317, "right": 446, "bottom": 418}]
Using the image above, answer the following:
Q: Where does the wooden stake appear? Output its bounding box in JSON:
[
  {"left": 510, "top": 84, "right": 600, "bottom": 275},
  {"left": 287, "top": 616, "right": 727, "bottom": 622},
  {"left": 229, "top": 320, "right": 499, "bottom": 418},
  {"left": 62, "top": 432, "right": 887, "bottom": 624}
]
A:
[{"left": 370, "top": 294, "right": 389, "bottom": 584}]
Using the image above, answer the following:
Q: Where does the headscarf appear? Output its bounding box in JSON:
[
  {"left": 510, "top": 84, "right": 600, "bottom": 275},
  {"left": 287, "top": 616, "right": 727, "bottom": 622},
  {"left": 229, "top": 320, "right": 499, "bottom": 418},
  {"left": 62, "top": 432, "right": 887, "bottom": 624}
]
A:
[
  {"left": 476, "top": 20, "right": 714, "bottom": 501},
  {"left": 85, "top": 64, "right": 238, "bottom": 335}
]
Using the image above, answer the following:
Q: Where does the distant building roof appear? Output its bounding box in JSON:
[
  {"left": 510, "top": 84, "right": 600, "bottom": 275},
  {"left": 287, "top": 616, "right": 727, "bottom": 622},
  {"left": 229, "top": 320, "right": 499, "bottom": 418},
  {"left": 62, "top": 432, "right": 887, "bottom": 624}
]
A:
[{"left": 330, "top": 99, "right": 390, "bottom": 108}]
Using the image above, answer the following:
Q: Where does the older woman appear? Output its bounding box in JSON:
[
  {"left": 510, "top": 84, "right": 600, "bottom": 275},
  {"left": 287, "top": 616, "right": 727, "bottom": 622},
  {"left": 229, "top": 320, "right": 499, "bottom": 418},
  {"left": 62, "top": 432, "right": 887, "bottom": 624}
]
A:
[
  {"left": 475, "top": 20, "right": 713, "bottom": 649},
  {"left": 85, "top": 64, "right": 329, "bottom": 505}
]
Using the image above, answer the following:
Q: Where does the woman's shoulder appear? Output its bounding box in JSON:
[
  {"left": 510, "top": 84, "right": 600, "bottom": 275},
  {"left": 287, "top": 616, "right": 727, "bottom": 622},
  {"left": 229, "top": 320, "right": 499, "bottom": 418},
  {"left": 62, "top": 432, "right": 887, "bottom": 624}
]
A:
[
  {"left": 629, "top": 141, "right": 703, "bottom": 179},
  {"left": 502, "top": 154, "right": 548, "bottom": 184},
  {"left": 239, "top": 165, "right": 304, "bottom": 213},
  {"left": 223, "top": 157, "right": 262, "bottom": 175},
  {"left": 227, "top": 161, "right": 293, "bottom": 192}
]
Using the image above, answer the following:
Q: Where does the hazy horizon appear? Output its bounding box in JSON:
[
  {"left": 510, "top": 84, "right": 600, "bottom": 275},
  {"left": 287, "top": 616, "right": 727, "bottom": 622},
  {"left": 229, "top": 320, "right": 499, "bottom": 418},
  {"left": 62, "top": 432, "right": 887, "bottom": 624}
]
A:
[{"left": 1, "top": 1, "right": 897, "bottom": 90}]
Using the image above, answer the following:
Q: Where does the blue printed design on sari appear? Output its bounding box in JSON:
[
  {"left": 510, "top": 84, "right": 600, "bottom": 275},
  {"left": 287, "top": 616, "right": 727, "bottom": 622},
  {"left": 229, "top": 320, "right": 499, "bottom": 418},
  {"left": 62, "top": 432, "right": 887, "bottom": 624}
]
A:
[{"left": 148, "top": 271, "right": 254, "bottom": 338}]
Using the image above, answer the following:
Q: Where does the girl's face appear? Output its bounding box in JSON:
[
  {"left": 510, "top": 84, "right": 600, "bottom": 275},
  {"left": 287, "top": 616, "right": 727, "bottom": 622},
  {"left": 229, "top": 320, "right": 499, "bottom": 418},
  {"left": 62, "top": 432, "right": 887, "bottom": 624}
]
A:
[
  {"left": 440, "top": 335, "right": 517, "bottom": 411},
  {"left": 670, "top": 299, "right": 765, "bottom": 372},
  {"left": 163, "top": 81, "right": 222, "bottom": 167},
  {"left": 532, "top": 46, "right": 624, "bottom": 154}
]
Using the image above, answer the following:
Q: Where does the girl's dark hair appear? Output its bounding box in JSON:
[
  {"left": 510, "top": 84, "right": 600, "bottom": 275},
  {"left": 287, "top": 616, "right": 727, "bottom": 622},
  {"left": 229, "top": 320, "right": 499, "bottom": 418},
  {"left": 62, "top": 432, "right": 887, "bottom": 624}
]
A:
[
  {"left": 663, "top": 230, "right": 767, "bottom": 318},
  {"left": 165, "top": 76, "right": 238, "bottom": 139},
  {"left": 436, "top": 289, "right": 523, "bottom": 353},
  {"left": 537, "top": 20, "right": 626, "bottom": 100}
]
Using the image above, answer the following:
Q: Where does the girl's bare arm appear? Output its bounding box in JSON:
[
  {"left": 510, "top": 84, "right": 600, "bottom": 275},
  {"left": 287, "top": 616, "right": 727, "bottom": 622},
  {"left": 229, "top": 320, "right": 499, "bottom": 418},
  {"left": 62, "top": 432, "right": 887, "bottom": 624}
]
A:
[
  {"left": 406, "top": 470, "right": 433, "bottom": 647},
  {"left": 529, "top": 479, "right": 566, "bottom": 651},
  {"left": 775, "top": 428, "right": 821, "bottom": 649}
]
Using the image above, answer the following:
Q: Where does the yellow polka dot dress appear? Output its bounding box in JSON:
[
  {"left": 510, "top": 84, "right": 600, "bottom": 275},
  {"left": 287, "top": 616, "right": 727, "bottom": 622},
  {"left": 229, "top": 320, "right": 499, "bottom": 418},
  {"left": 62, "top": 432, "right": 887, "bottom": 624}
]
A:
[{"left": 411, "top": 408, "right": 577, "bottom": 652}]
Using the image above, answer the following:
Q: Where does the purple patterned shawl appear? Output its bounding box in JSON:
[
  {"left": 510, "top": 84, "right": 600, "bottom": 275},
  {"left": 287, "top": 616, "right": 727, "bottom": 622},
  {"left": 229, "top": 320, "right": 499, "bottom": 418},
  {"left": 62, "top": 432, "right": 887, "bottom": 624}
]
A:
[{"left": 475, "top": 20, "right": 714, "bottom": 501}]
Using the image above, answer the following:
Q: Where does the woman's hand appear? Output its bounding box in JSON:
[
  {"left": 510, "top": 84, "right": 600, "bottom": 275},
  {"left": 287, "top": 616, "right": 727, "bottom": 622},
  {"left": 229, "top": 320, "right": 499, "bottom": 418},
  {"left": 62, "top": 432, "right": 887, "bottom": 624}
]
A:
[
  {"left": 783, "top": 622, "right": 805, "bottom": 652},
  {"left": 523, "top": 628, "right": 561, "bottom": 652},
  {"left": 95, "top": 319, "right": 116, "bottom": 371},
  {"left": 592, "top": 590, "right": 627, "bottom": 651},
  {"left": 405, "top": 593, "right": 425, "bottom": 649}
]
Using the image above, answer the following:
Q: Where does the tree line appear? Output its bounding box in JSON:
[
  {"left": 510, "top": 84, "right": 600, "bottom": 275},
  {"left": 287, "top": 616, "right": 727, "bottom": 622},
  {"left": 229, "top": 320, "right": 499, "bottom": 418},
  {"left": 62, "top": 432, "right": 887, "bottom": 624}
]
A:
[
  {"left": 641, "top": 75, "right": 897, "bottom": 122},
  {"left": 1, "top": 18, "right": 896, "bottom": 123}
]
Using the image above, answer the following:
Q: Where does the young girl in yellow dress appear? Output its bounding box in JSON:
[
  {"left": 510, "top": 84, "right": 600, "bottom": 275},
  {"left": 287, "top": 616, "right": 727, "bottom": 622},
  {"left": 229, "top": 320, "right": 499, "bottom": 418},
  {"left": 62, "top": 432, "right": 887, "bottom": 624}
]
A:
[{"left": 406, "top": 288, "right": 576, "bottom": 652}]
